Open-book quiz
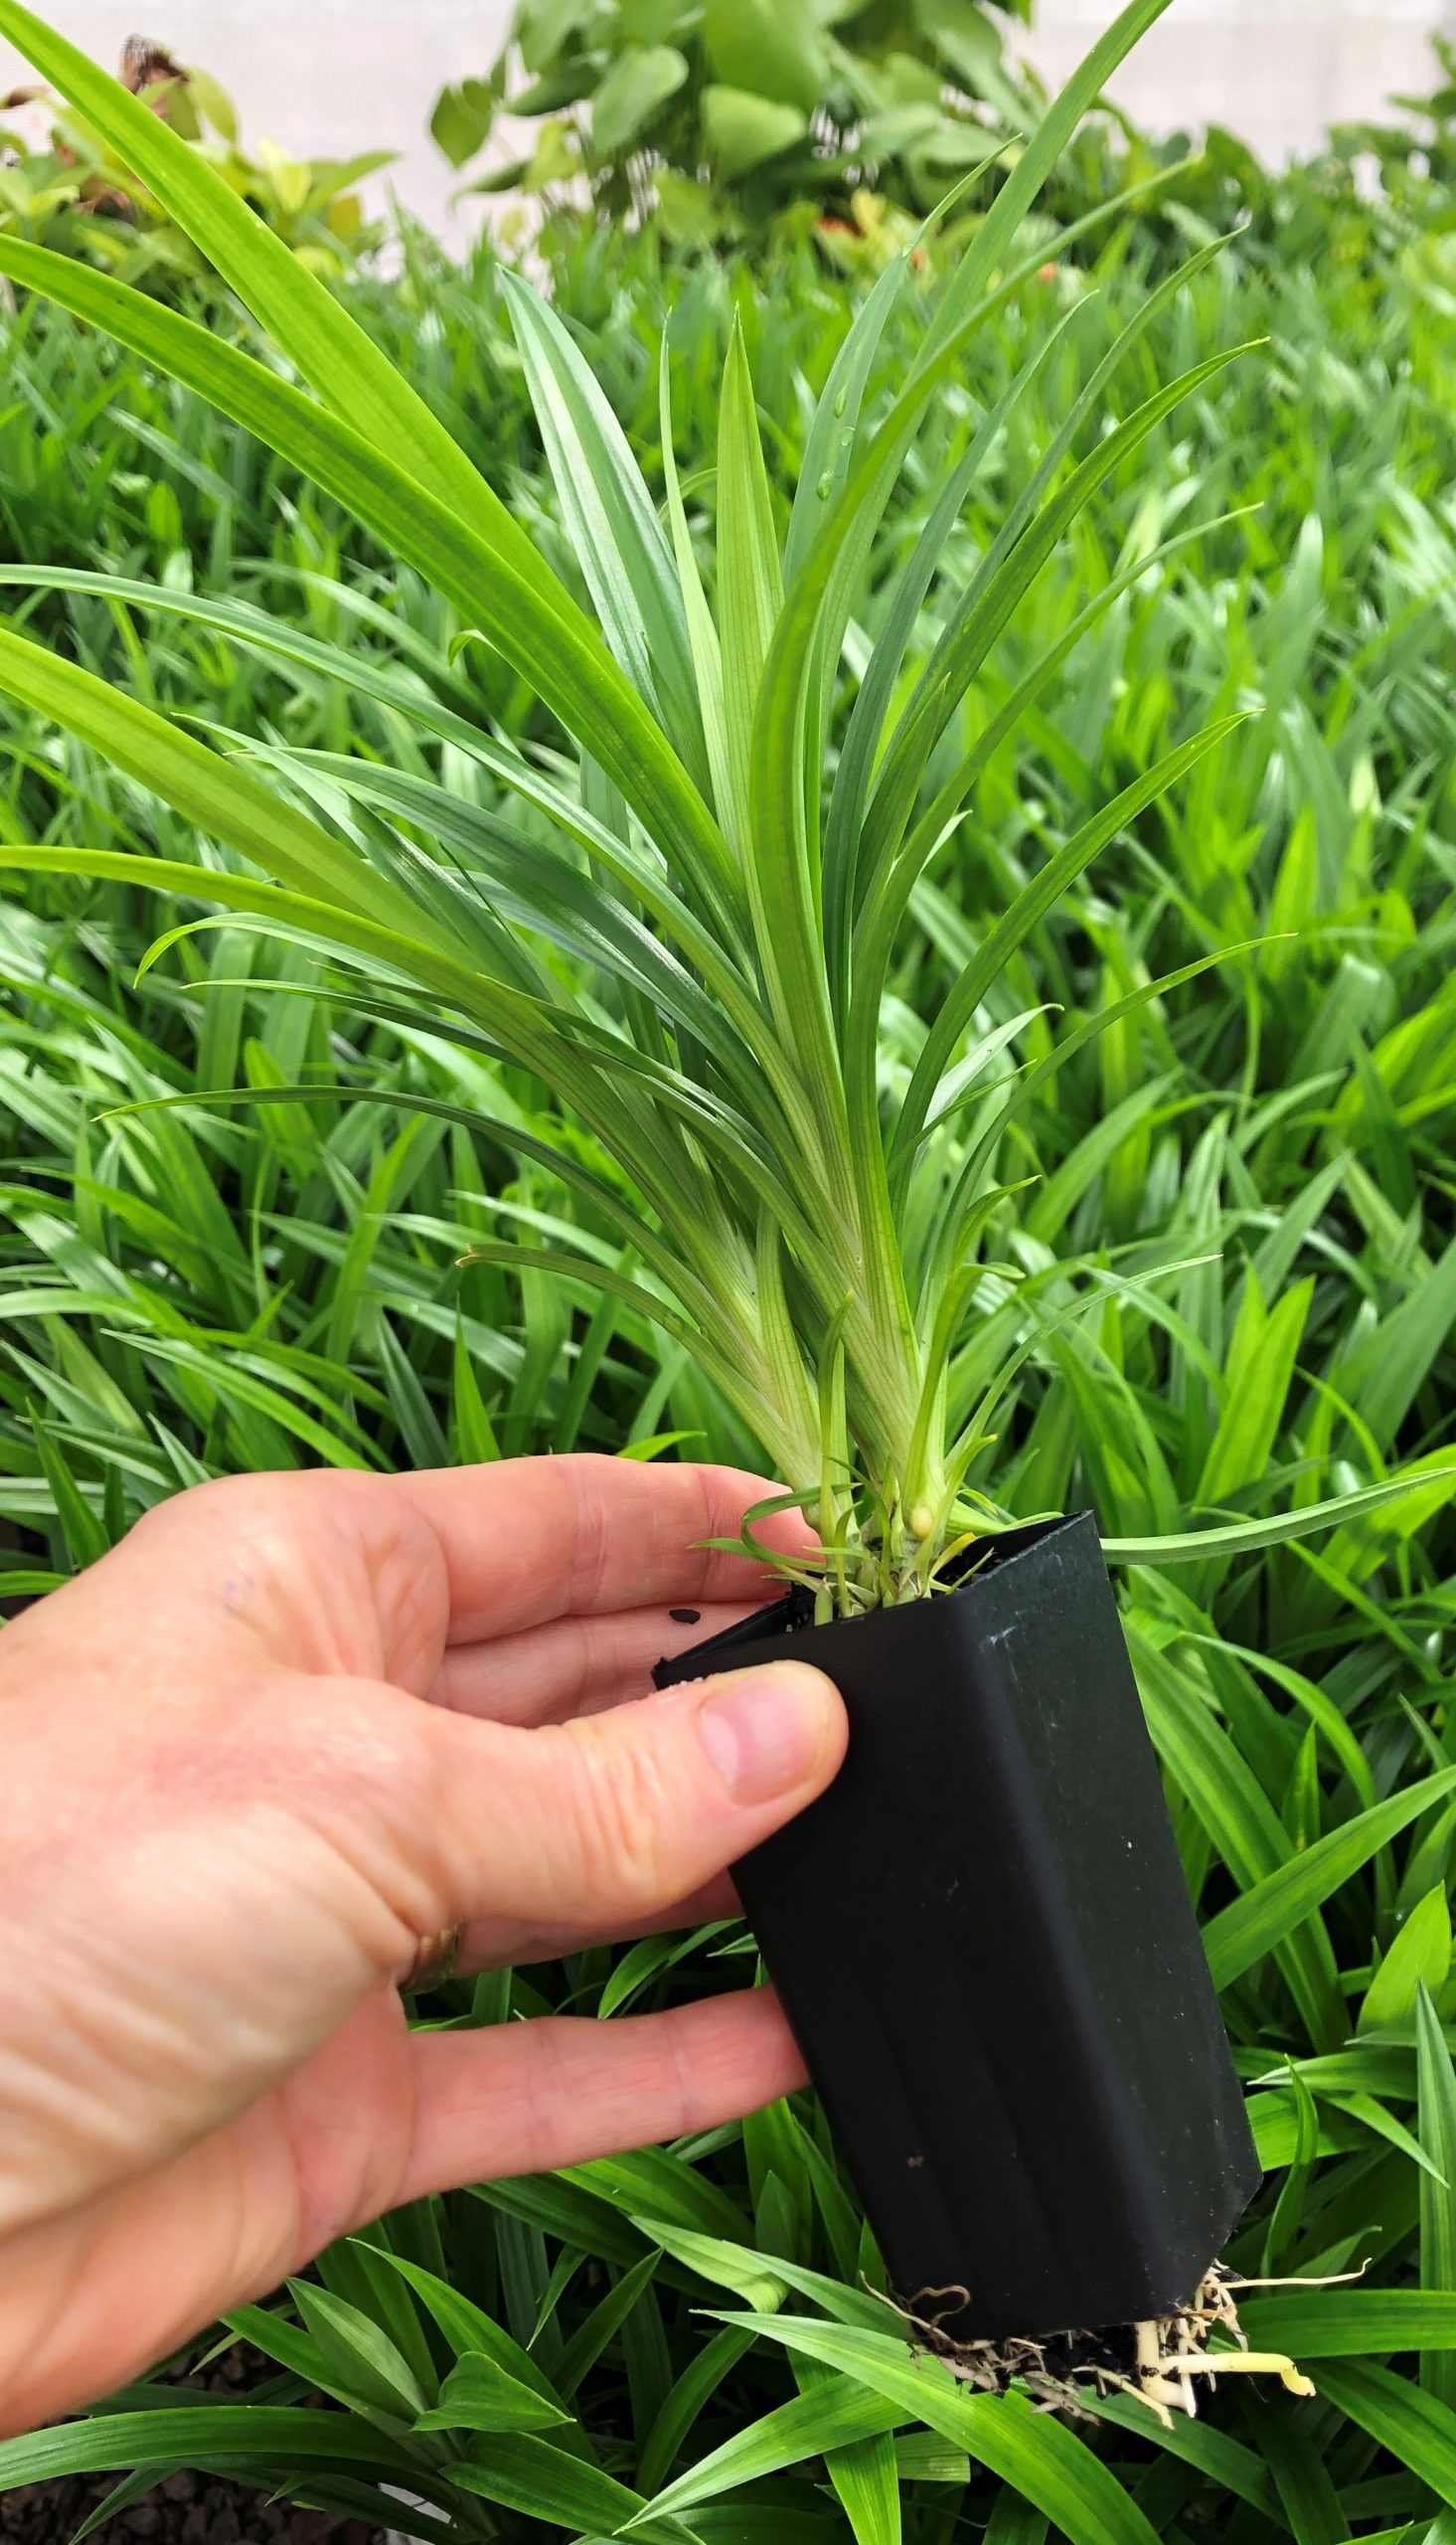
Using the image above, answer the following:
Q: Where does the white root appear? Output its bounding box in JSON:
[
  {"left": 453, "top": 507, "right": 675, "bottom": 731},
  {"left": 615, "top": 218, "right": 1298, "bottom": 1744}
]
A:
[
  {"left": 1220, "top": 2263, "right": 1369, "bottom": 2290},
  {"left": 1147, "top": 2352, "right": 1317, "bottom": 2397},
  {"left": 882, "top": 2268, "right": 1318, "bottom": 2422}
]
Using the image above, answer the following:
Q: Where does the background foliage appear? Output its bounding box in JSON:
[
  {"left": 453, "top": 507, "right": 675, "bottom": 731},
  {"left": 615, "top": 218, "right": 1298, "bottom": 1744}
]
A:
[
  {"left": 1, "top": 9, "right": 1456, "bottom": 2542},
  {"left": 0, "top": 36, "right": 389, "bottom": 288},
  {"left": 430, "top": 0, "right": 1040, "bottom": 250}
]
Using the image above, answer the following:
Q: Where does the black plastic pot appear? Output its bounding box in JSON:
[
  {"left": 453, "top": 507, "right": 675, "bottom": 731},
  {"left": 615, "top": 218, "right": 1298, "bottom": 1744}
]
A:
[{"left": 654, "top": 1511, "right": 1260, "bottom": 2339}]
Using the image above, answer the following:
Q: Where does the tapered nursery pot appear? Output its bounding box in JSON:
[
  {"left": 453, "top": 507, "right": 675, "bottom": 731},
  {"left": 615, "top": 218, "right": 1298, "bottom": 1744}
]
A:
[{"left": 655, "top": 1512, "right": 1260, "bottom": 2340}]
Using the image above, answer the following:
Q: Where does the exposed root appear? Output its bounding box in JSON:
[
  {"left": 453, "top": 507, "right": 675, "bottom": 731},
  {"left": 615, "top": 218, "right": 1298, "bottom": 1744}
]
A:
[
  {"left": 1128, "top": 2275, "right": 1315, "bottom": 2425},
  {"left": 874, "top": 2267, "right": 1322, "bottom": 2424}
]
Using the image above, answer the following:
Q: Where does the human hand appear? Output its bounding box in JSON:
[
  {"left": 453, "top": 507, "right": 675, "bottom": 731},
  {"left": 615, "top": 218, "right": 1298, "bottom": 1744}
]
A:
[{"left": 0, "top": 1456, "right": 844, "bottom": 2434}]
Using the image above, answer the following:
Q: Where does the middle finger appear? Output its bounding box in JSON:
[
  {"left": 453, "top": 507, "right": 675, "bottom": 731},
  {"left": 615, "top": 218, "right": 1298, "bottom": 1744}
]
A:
[
  {"left": 452, "top": 1871, "right": 743, "bottom": 1975},
  {"left": 427, "top": 1599, "right": 765, "bottom": 1726}
]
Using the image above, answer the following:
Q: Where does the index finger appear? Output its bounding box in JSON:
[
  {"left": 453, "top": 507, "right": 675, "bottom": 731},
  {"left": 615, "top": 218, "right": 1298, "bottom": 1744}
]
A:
[{"left": 391, "top": 1454, "right": 814, "bottom": 1643}]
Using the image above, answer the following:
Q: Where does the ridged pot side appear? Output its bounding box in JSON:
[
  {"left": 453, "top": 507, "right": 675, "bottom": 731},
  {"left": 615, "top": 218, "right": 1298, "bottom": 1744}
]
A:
[{"left": 656, "top": 1512, "right": 1261, "bottom": 2338}]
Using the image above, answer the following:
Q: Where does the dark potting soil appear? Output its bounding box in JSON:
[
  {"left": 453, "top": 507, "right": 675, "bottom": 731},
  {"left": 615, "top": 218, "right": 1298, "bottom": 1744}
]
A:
[
  {"left": 0, "top": 2348, "right": 385, "bottom": 2545},
  {"left": 898, "top": 2290, "right": 1141, "bottom": 2399}
]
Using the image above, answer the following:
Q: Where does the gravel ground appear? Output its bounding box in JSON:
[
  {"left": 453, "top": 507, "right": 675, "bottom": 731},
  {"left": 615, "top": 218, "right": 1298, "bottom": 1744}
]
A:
[
  {"left": 0, "top": 2350, "right": 388, "bottom": 2545},
  {"left": 0, "top": 2475, "right": 382, "bottom": 2544}
]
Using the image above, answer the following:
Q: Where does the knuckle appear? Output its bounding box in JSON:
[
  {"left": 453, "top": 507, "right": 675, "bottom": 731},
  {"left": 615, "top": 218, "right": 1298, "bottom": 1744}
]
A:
[
  {"left": 260, "top": 1681, "right": 449, "bottom": 1934},
  {"left": 141, "top": 1470, "right": 296, "bottom": 1536},
  {"left": 564, "top": 1724, "right": 678, "bottom": 1911},
  {"left": 279, "top": 1677, "right": 426, "bottom": 1808},
  {"left": 565, "top": 1466, "right": 615, "bottom": 1616},
  {"left": 126, "top": 1473, "right": 313, "bottom": 1588},
  {"left": 126, "top": 1473, "right": 423, "bottom": 1681}
]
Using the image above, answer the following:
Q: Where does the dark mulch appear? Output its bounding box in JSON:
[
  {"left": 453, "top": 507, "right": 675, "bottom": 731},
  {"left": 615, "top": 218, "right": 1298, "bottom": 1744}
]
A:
[{"left": 0, "top": 2348, "right": 386, "bottom": 2545}]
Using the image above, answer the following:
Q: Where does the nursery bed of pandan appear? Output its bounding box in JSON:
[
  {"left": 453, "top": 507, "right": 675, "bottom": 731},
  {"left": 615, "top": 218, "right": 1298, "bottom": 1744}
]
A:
[
  {"left": 0, "top": 2344, "right": 385, "bottom": 2545},
  {"left": 0, "top": 0, "right": 1454, "bottom": 2537}
]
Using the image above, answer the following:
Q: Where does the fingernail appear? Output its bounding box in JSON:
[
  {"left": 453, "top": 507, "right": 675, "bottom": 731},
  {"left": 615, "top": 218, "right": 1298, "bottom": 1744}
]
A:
[{"left": 697, "top": 1663, "right": 837, "bottom": 1805}]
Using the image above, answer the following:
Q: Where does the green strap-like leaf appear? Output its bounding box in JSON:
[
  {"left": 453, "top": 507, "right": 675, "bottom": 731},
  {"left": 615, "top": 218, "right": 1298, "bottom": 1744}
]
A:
[
  {"left": 0, "top": 848, "right": 686, "bottom": 1211},
  {"left": 251, "top": 745, "right": 783, "bottom": 1116},
  {"left": 1314, "top": 2360, "right": 1456, "bottom": 2507},
  {"left": 0, "top": 563, "right": 508, "bottom": 759},
  {"left": 890, "top": 717, "right": 1248, "bottom": 1165},
  {"left": 659, "top": 340, "right": 737, "bottom": 852},
  {"left": 881, "top": 507, "right": 1260, "bottom": 921},
  {"left": 502, "top": 267, "right": 709, "bottom": 789},
  {"left": 0, "top": 239, "right": 737, "bottom": 927},
  {"left": 0, "top": 0, "right": 508, "bottom": 542},
  {"left": 366, "top": 2250, "right": 565, "bottom": 2401},
  {"left": 1417, "top": 1986, "right": 1456, "bottom": 2412},
  {"left": 1107, "top": 1471, "right": 1456, "bottom": 1569},
  {"left": 783, "top": 241, "right": 915, "bottom": 588},
  {"left": 634, "top": 2381, "right": 907, "bottom": 2525},
  {"left": 696, "top": 2314, "right": 1163, "bottom": 2545},
  {"left": 918, "top": 0, "right": 1178, "bottom": 364},
  {"left": 448, "top": 2434, "right": 676, "bottom": 2538},
  {"left": 1076, "top": 2391, "right": 1281, "bottom": 2522},
  {"left": 1239, "top": 2290, "right": 1456, "bottom": 2359},
  {"left": 0, "top": 624, "right": 446, "bottom": 951},
  {"left": 412, "top": 2351, "right": 569, "bottom": 2435},
  {"left": 823, "top": 316, "right": 1075, "bottom": 1003},
  {"left": 1201, "top": 1766, "right": 1456, "bottom": 1989},
  {"left": 865, "top": 253, "right": 1241, "bottom": 877},
  {"left": 0, "top": 2407, "right": 420, "bottom": 2491}
]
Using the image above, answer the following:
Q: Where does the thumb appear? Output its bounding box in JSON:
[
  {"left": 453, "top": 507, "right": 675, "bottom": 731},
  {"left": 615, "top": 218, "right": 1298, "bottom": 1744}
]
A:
[{"left": 430, "top": 1661, "right": 847, "bottom": 1933}]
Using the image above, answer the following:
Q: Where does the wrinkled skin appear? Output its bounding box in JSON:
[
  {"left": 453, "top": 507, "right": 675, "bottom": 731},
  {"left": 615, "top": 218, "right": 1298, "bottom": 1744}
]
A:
[{"left": 0, "top": 1456, "right": 844, "bottom": 2434}]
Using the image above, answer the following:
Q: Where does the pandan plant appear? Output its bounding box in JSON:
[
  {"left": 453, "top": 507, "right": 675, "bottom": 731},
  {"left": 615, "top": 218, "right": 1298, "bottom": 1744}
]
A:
[{"left": 0, "top": 0, "right": 1439, "bottom": 2376}]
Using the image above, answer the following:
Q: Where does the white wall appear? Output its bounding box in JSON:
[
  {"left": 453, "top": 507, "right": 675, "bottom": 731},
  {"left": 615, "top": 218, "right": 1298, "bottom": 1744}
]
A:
[
  {"left": 0, "top": 0, "right": 515, "bottom": 246},
  {"left": 3, "top": 1, "right": 1451, "bottom": 251},
  {"left": 1029, "top": 0, "right": 1456, "bottom": 168}
]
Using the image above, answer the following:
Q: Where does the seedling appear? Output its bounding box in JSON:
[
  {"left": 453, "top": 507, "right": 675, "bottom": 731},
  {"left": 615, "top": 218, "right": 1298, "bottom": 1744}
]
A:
[{"left": 0, "top": 0, "right": 1441, "bottom": 2347}]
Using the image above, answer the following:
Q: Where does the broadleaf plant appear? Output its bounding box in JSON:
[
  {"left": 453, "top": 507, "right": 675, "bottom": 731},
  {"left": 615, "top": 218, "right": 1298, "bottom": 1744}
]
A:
[
  {"left": 0, "top": 0, "right": 1441, "bottom": 1619},
  {"left": 0, "top": 34, "right": 390, "bottom": 289},
  {"left": 430, "top": 0, "right": 1041, "bottom": 248}
]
